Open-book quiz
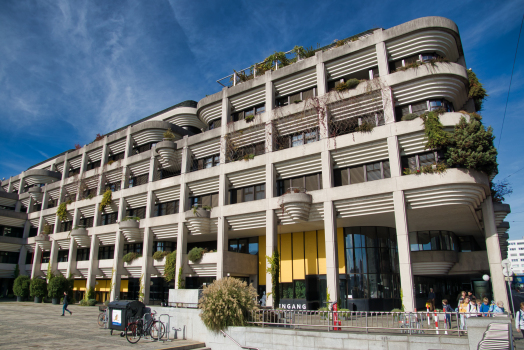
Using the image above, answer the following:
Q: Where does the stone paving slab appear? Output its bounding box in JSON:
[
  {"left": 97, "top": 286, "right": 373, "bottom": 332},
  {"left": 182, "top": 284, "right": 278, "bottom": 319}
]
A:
[{"left": 0, "top": 302, "right": 206, "bottom": 349}]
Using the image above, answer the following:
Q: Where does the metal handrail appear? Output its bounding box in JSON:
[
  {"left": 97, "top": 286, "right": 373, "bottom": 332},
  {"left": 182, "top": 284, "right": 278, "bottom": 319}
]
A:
[{"left": 220, "top": 330, "right": 259, "bottom": 350}]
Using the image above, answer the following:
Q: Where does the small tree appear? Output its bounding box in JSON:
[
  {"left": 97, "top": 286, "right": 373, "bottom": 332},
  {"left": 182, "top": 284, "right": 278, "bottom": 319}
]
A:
[
  {"left": 164, "top": 251, "right": 177, "bottom": 282},
  {"left": 446, "top": 117, "right": 498, "bottom": 175},
  {"left": 266, "top": 251, "right": 280, "bottom": 308},
  {"left": 13, "top": 275, "right": 30, "bottom": 298},
  {"left": 48, "top": 275, "right": 68, "bottom": 299},
  {"left": 30, "top": 278, "right": 47, "bottom": 298},
  {"left": 199, "top": 277, "right": 258, "bottom": 332}
]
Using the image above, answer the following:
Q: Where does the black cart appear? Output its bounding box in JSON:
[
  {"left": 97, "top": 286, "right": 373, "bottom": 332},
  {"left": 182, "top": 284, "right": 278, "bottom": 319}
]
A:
[{"left": 107, "top": 300, "right": 145, "bottom": 336}]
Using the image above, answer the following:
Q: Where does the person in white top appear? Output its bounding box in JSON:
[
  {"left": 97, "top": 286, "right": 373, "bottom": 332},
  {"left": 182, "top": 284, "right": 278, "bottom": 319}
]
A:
[
  {"left": 515, "top": 302, "right": 524, "bottom": 337},
  {"left": 466, "top": 298, "right": 479, "bottom": 318}
]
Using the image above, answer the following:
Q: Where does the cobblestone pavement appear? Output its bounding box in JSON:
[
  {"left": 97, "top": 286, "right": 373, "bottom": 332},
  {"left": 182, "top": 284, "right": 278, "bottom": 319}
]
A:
[{"left": 0, "top": 302, "right": 206, "bottom": 349}]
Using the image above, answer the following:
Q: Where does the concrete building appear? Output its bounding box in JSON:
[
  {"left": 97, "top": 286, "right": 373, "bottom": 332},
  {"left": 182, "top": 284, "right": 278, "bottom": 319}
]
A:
[
  {"left": 0, "top": 16, "right": 511, "bottom": 311},
  {"left": 508, "top": 237, "right": 524, "bottom": 274}
]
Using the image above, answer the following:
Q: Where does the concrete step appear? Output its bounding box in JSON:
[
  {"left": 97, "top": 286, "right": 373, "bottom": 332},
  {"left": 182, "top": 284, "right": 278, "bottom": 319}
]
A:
[{"left": 156, "top": 342, "right": 207, "bottom": 350}]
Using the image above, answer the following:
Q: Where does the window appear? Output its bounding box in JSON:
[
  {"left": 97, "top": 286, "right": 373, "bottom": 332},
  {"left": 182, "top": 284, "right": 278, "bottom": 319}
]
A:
[
  {"left": 59, "top": 221, "right": 73, "bottom": 233},
  {"left": 76, "top": 248, "right": 90, "bottom": 261},
  {"left": 153, "top": 201, "right": 179, "bottom": 217},
  {"left": 80, "top": 188, "right": 97, "bottom": 200},
  {"left": 226, "top": 142, "right": 265, "bottom": 163},
  {"left": 189, "top": 193, "right": 219, "bottom": 208},
  {"left": 232, "top": 104, "right": 266, "bottom": 122},
  {"left": 276, "top": 173, "right": 322, "bottom": 196},
  {"left": 191, "top": 154, "right": 220, "bottom": 172},
  {"left": 133, "top": 142, "right": 156, "bottom": 155},
  {"left": 125, "top": 207, "right": 147, "bottom": 220},
  {"left": 157, "top": 168, "right": 180, "bottom": 180},
  {"left": 401, "top": 152, "right": 438, "bottom": 174},
  {"left": 106, "top": 181, "right": 121, "bottom": 192},
  {"left": 395, "top": 99, "right": 454, "bottom": 120},
  {"left": 101, "top": 212, "right": 118, "bottom": 226},
  {"left": 0, "top": 225, "right": 24, "bottom": 238},
  {"left": 98, "top": 246, "right": 115, "bottom": 260},
  {"left": 41, "top": 252, "right": 50, "bottom": 263},
  {"left": 409, "top": 231, "right": 457, "bottom": 251},
  {"left": 68, "top": 168, "right": 80, "bottom": 178},
  {"left": 124, "top": 243, "right": 143, "bottom": 255},
  {"left": 334, "top": 161, "right": 391, "bottom": 187},
  {"left": 153, "top": 241, "right": 176, "bottom": 253},
  {"left": 78, "top": 217, "right": 94, "bottom": 228},
  {"left": 57, "top": 250, "right": 69, "bottom": 262},
  {"left": 457, "top": 236, "right": 480, "bottom": 252},
  {"left": 512, "top": 259, "right": 518, "bottom": 262},
  {"left": 275, "top": 88, "right": 315, "bottom": 107},
  {"left": 128, "top": 174, "right": 149, "bottom": 188},
  {"left": 108, "top": 151, "right": 125, "bottom": 163},
  {"left": 228, "top": 237, "right": 258, "bottom": 255},
  {"left": 0, "top": 251, "right": 19, "bottom": 264},
  {"left": 208, "top": 119, "right": 222, "bottom": 130},
  {"left": 228, "top": 184, "right": 265, "bottom": 205},
  {"left": 86, "top": 160, "right": 101, "bottom": 171}
]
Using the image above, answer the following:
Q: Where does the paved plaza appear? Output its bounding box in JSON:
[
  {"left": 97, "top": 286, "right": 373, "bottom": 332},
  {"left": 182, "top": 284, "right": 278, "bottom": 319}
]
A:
[{"left": 0, "top": 302, "right": 207, "bottom": 350}]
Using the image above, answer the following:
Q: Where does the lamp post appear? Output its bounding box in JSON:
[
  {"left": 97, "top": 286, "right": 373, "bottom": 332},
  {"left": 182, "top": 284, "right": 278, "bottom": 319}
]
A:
[{"left": 501, "top": 259, "right": 515, "bottom": 315}]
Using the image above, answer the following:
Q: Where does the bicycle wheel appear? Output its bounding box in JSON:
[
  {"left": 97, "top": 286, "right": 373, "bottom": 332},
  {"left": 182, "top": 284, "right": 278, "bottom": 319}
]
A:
[
  {"left": 149, "top": 320, "right": 166, "bottom": 340},
  {"left": 125, "top": 323, "right": 141, "bottom": 344},
  {"left": 98, "top": 313, "right": 107, "bottom": 327}
]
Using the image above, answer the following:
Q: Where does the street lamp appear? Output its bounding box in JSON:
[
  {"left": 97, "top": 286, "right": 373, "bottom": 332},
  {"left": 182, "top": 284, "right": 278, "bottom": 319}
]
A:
[{"left": 482, "top": 275, "right": 490, "bottom": 282}]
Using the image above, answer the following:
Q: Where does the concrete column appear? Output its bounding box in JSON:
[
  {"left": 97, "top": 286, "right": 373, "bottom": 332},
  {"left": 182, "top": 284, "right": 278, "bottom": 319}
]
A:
[
  {"left": 22, "top": 219, "right": 31, "bottom": 239},
  {"left": 221, "top": 89, "right": 230, "bottom": 134},
  {"left": 387, "top": 136, "right": 402, "bottom": 177},
  {"left": 41, "top": 186, "right": 50, "bottom": 210},
  {"left": 79, "top": 148, "right": 88, "bottom": 176},
  {"left": 17, "top": 245, "right": 28, "bottom": 276},
  {"left": 49, "top": 238, "right": 59, "bottom": 276},
  {"left": 265, "top": 163, "right": 276, "bottom": 200},
  {"left": 375, "top": 41, "right": 389, "bottom": 77},
  {"left": 321, "top": 150, "right": 333, "bottom": 189},
  {"left": 145, "top": 189, "right": 155, "bottom": 219},
  {"left": 93, "top": 199, "right": 102, "bottom": 228},
  {"left": 7, "top": 177, "right": 14, "bottom": 193},
  {"left": 393, "top": 190, "right": 415, "bottom": 312},
  {"left": 265, "top": 71, "right": 274, "bottom": 111},
  {"left": 37, "top": 214, "right": 45, "bottom": 236},
  {"left": 86, "top": 234, "right": 100, "bottom": 294},
  {"left": 100, "top": 137, "right": 109, "bottom": 166},
  {"left": 315, "top": 51, "right": 327, "bottom": 97},
  {"left": 117, "top": 197, "right": 125, "bottom": 222},
  {"left": 26, "top": 195, "right": 34, "bottom": 214},
  {"left": 175, "top": 223, "right": 188, "bottom": 289},
  {"left": 66, "top": 238, "right": 78, "bottom": 278},
  {"left": 141, "top": 227, "right": 153, "bottom": 303},
  {"left": 265, "top": 121, "right": 275, "bottom": 154},
  {"left": 110, "top": 231, "right": 124, "bottom": 301},
  {"left": 482, "top": 198, "right": 510, "bottom": 309},
  {"left": 323, "top": 201, "right": 339, "bottom": 304},
  {"left": 265, "top": 209, "right": 277, "bottom": 307},
  {"left": 14, "top": 200, "right": 22, "bottom": 212},
  {"left": 148, "top": 153, "right": 157, "bottom": 183},
  {"left": 382, "top": 87, "right": 396, "bottom": 124},
  {"left": 123, "top": 126, "right": 133, "bottom": 161},
  {"left": 122, "top": 166, "right": 130, "bottom": 190},
  {"left": 17, "top": 172, "right": 25, "bottom": 195},
  {"left": 71, "top": 207, "right": 80, "bottom": 228},
  {"left": 216, "top": 217, "right": 228, "bottom": 279},
  {"left": 31, "top": 245, "right": 43, "bottom": 278}
]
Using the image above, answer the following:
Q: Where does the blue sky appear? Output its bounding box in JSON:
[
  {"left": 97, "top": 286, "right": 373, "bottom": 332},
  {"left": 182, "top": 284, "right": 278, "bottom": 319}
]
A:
[{"left": 1, "top": 0, "right": 523, "bottom": 238}]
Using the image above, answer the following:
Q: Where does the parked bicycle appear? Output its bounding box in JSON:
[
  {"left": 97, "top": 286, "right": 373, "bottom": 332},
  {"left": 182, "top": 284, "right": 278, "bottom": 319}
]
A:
[
  {"left": 98, "top": 306, "right": 109, "bottom": 328},
  {"left": 124, "top": 311, "right": 166, "bottom": 344}
]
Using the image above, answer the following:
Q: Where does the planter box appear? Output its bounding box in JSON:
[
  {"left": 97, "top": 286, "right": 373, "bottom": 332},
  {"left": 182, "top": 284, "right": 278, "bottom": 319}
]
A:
[
  {"left": 280, "top": 192, "right": 312, "bottom": 222},
  {"left": 185, "top": 209, "right": 212, "bottom": 235}
]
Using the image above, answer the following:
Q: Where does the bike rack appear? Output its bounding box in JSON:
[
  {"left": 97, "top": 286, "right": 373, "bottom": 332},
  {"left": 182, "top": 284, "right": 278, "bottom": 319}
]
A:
[
  {"left": 173, "top": 325, "right": 186, "bottom": 340},
  {"left": 158, "top": 314, "right": 173, "bottom": 343}
]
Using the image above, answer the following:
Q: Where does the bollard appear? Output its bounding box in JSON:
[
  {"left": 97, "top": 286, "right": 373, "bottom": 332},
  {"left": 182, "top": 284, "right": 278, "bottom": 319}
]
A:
[
  {"left": 427, "top": 307, "right": 430, "bottom": 327},
  {"left": 434, "top": 311, "right": 439, "bottom": 335}
]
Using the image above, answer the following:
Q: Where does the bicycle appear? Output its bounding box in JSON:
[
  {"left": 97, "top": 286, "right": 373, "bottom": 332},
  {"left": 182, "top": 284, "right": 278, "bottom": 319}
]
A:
[
  {"left": 98, "top": 306, "right": 109, "bottom": 328},
  {"left": 124, "top": 312, "right": 166, "bottom": 344}
]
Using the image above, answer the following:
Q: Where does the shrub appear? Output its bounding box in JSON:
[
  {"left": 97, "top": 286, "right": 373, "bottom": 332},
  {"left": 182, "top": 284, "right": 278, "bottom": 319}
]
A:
[
  {"left": 199, "top": 277, "right": 258, "bottom": 332},
  {"left": 401, "top": 113, "right": 419, "bottom": 121},
  {"left": 99, "top": 189, "right": 112, "bottom": 212},
  {"left": 420, "top": 111, "right": 449, "bottom": 149},
  {"left": 85, "top": 286, "right": 95, "bottom": 300},
  {"left": 355, "top": 121, "right": 375, "bottom": 133},
  {"left": 48, "top": 275, "right": 68, "bottom": 299},
  {"left": 335, "top": 78, "right": 360, "bottom": 92},
  {"left": 163, "top": 129, "right": 176, "bottom": 140},
  {"left": 104, "top": 300, "right": 110, "bottom": 307},
  {"left": 153, "top": 250, "right": 170, "bottom": 260},
  {"left": 122, "top": 252, "right": 141, "bottom": 263},
  {"left": 467, "top": 70, "right": 488, "bottom": 112},
  {"left": 88, "top": 299, "right": 97, "bottom": 306},
  {"left": 164, "top": 251, "right": 177, "bottom": 282},
  {"left": 187, "top": 247, "right": 205, "bottom": 262},
  {"left": 56, "top": 203, "right": 69, "bottom": 222},
  {"left": 122, "top": 216, "right": 140, "bottom": 222},
  {"left": 30, "top": 278, "right": 47, "bottom": 298},
  {"left": 177, "top": 266, "right": 185, "bottom": 289},
  {"left": 13, "top": 275, "right": 30, "bottom": 297}
]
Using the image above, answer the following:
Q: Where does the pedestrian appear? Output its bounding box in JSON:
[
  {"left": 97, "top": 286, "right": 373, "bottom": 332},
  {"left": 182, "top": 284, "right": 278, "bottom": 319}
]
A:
[
  {"left": 62, "top": 291, "right": 72, "bottom": 316},
  {"left": 442, "top": 299, "right": 453, "bottom": 329},
  {"left": 459, "top": 297, "right": 469, "bottom": 330},
  {"left": 490, "top": 301, "right": 505, "bottom": 316},
  {"left": 457, "top": 290, "right": 466, "bottom": 305},
  {"left": 467, "top": 290, "right": 476, "bottom": 302},
  {"left": 466, "top": 298, "right": 479, "bottom": 319},
  {"left": 515, "top": 302, "right": 524, "bottom": 337},
  {"left": 479, "top": 297, "right": 491, "bottom": 317},
  {"left": 428, "top": 288, "right": 436, "bottom": 311}
]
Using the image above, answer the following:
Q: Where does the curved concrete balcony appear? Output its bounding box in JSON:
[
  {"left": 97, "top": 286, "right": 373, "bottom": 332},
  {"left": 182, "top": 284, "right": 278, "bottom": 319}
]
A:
[
  {"left": 280, "top": 191, "right": 312, "bottom": 223},
  {"left": 28, "top": 186, "right": 43, "bottom": 203},
  {"left": 155, "top": 140, "right": 178, "bottom": 169},
  {"left": 411, "top": 250, "right": 458, "bottom": 275},
  {"left": 494, "top": 203, "right": 511, "bottom": 227},
  {"left": 24, "top": 169, "right": 62, "bottom": 186},
  {"left": 130, "top": 120, "right": 192, "bottom": 145},
  {"left": 70, "top": 227, "right": 90, "bottom": 247},
  {"left": 185, "top": 208, "right": 212, "bottom": 235},
  {"left": 188, "top": 251, "right": 217, "bottom": 277},
  {"left": 34, "top": 234, "right": 52, "bottom": 250},
  {"left": 0, "top": 208, "right": 27, "bottom": 227},
  {"left": 119, "top": 219, "right": 142, "bottom": 242},
  {"left": 123, "top": 256, "right": 143, "bottom": 278},
  {"left": 0, "top": 190, "right": 18, "bottom": 208}
]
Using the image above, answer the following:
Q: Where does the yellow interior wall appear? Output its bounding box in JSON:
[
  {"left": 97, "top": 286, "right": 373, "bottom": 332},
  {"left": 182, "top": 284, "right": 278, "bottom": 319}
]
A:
[
  {"left": 73, "top": 279, "right": 86, "bottom": 291},
  {"left": 292, "top": 232, "right": 305, "bottom": 280},
  {"left": 337, "top": 228, "right": 346, "bottom": 274},
  {"left": 317, "top": 230, "right": 326, "bottom": 274},
  {"left": 280, "top": 233, "right": 293, "bottom": 283},
  {"left": 304, "top": 231, "right": 318, "bottom": 275},
  {"left": 258, "top": 235, "right": 266, "bottom": 285},
  {"left": 120, "top": 279, "right": 129, "bottom": 292}
]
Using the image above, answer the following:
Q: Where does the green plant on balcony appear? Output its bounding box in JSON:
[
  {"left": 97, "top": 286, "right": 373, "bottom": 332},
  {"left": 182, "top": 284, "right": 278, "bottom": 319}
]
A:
[
  {"left": 420, "top": 110, "right": 449, "bottom": 149},
  {"left": 445, "top": 117, "right": 497, "bottom": 175},
  {"left": 290, "top": 45, "right": 316, "bottom": 59},
  {"left": 188, "top": 247, "right": 205, "bottom": 262},
  {"left": 355, "top": 121, "right": 375, "bottom": 133},
  {"left": 467, "top": 69, "right": 488, "bottom": 112},
  {"left": 153, "top": 250, "right": 170, "bottom": 260},
  {"left": 107, "top": 160, "right": 115, "bottom": 165},
  {"left": 163, "top": 129, "right": 176, "bottom": 141},
  {"left": 400, "top": 113, "right": 420, "bottom": 121},
  {"left": 122, "top": 252, "right": 141, "bottom": 263},
  {"left": 244, "top": 114, "right": 254, "bottom": 122},
  {"left": 99, "top": 189, "right": 112, "bottom": 212},
  {"left": 192, "top": 205, "right": 212, "bottom": 214},
  {"left": 42, "top": 224, "right": 52, "bottom": 235},
  {"left": 242, "top": 153, "right": 255, "bottom": 161},
  {"left": 56, "top": 202, "right": 69, "bottom": 222},
  {"left": 335, "top": 78, "right": 360, "bottom": 92},
  {"left": 122, "top": 216, "right": 140, "bottom": 222}
]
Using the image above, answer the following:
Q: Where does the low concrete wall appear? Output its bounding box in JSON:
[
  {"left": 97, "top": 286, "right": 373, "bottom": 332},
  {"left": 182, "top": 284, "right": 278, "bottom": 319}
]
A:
[
  {"left": 465, "top": 316, "right": 512, "bottom": 350},
  {"left": 150, "top": 306, "right": 470, "bottom": 350}
]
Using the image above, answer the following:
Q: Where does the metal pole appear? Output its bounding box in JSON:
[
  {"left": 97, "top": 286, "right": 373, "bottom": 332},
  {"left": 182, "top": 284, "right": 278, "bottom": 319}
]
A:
[{"left": 507, "top": 279, "right": 515, "bottom": 316}]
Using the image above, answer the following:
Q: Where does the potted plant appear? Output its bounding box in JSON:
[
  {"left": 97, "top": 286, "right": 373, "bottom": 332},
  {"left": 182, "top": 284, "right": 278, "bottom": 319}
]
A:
[
  {"left": 30, "top": 278, "right": 47, "bottom": 303},
  {"left": 13, "top": 275, "right": 30, "bottom": 301},
  {"left": 48, "top": 275, "right": 68, "bottom": 305},
  {"left": 187, "top": 247, "right": 205, "bottom": 262}
]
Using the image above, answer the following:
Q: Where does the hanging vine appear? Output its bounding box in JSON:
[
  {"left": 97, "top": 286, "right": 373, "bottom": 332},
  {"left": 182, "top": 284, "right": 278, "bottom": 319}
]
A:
[
  {"left": 56, "top": 203, "right": 69, "bottom": 222},
  {"left": 266, "top": 251, "right": 280, "bottom": 308},
  {"left": 99, "top": 189, "right": 112, "bottom": 212}
]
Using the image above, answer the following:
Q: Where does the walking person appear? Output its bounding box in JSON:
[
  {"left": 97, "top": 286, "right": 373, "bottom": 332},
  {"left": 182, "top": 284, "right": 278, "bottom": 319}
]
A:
[
  {"left": 515, "top": 302, "right": 524, "bottom": 337},
  {"left": 479, "top": 297, "right": 491, "bottom": 317},
  {"left": 428, "top": 288, "right": 436, "bottom": 311},
  {"left": 490, "top": 301, "right": 505, "bottom": 316},
  {"left": 442, "top": 299, "right": 453, "bottom": 329},
  {"left": 459, "top": 297, "right": 469, "bottom": 330},
  {"left": 62, "top": 291, "right": 72, "bottom": 316}
]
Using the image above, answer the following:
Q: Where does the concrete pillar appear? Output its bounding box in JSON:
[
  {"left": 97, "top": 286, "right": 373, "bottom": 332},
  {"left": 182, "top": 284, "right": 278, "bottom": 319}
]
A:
[
  {"left": 375, "top": 41, "right": 389, "bottom": 77},
  {"left": 26, "top": 196, "right": 34, "bottom": 214},
  {"left": 86, "top": 234, "right": 100, "bottom": 295},
  {"left": 382, "top": 86, "right": 396, "bottom": 124},
  {"left": 387, "top": 136, "right": 402, "bottom": 177},
  {"left": 482, "top": 198, "right": 510, "bottom": 309},
  {"left": 216, "top": 217, "right": 228, "bottom": 279},
  {"left": 265, "top": 71, "right": 274, "bottom": 111},
  {"left": 66, "top": 238, "right": 78, "bottom": 278},
  {"left": 31, "top": 245, "right": 42, "bottom": 278},
  {"left": 17, "top": 172, "right": 25, "bottom": 195},
  {"left": 323, "top": 201, "right": 339, "bottom": 304},
  {"left": 265, "top": 209, "right": 277, "bottom": 307},
  {"left": 123, "top": 126, "right": 133, "bottom": 161},
  {"left": 148, "top": 153, "right": 157, "bottom": 183},
  {"left": 110, "top": 231, "right": 124, "bottom": 301},
  {"left": 7, "top": 177, "right": 14, "bottom": 193},
  {"left": 221, "top": 89, "right": 230, "bottom": 132},
  {"left": 14, "top": 199, "right": 22, "bottom": 212},
  {"left": 100, "top": 136, "right": 109, "bottom": 166},
  {"left": 122, "top": 166, "right": 130, "bottom": 190},
  {"left": 141, "top": 227, "right": 153, "bottom": 303},
  {"left": 37, "top": 213, "right": 45, "bottom": 236},
  {"left": 41, "top": 185, "right": 50, "bottom": 210},
  {"left": 315, "top": 51, "right": 327, "bottom": 97},
  {"left": 175, "top": 223, "right": 188, "bottom": 289},
  {"left": 321, "top": 150, "right": 333, "bottom": 189},
  {"left": 393, "top": 190, "right": 415, "bottom": 312},
  {"left": 79, "top": 148, "right": 88, "bottom": 176},
  {"left": 49, "top": 238, "right": 59, "bottom": 276},
  {"left": 17, "top": 245, "right": 28, "bottom": 276}
]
